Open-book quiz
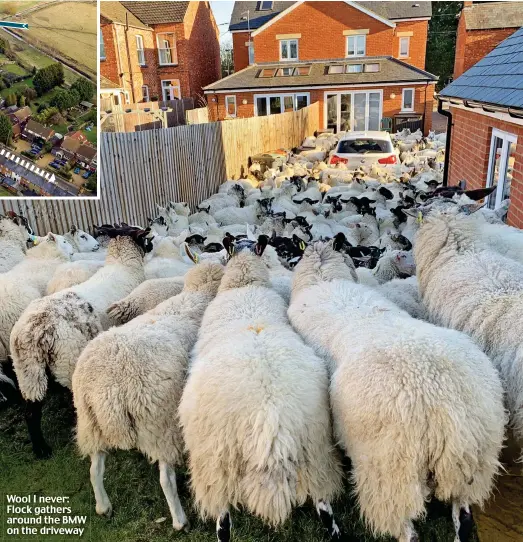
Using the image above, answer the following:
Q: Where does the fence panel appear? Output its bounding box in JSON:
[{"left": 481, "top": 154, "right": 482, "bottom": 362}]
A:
[{"left": 0, "top": 103, "right": 319, "bottom": 235}]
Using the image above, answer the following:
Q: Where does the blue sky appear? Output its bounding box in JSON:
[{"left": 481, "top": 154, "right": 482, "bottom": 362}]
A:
[{"left": 210, "top": 1, "right": 235, "bottom": 45}]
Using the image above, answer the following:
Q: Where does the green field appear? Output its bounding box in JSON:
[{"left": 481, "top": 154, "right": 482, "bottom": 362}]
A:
[
  {"left": 0, "top": 389, "right": 476, "bottom": 542},
  {"left": 1, "top": 62, "right": 28, "bottom": 76},
  {"left": 0, "top": 76, "right": 33, "bottom": 98},
  {"left": 0, "top": 186, "right": 16, "bottom": 197}
]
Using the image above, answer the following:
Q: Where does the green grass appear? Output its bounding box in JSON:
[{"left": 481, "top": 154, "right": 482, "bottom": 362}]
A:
[
  {"left": 0, "top": 185, "right": 16, "bottom": 197},
  {"left": 0, "top": 390, "right": 478, "bottom": 542},
  {"left": 81, "top": 128, "right": 96, "bottom": 145},
  {"left": 1, "top": 62, "right": 28, "bottom": 76},
  {"left": 0, "top": 76, "right": 33, "bottom": 98}
]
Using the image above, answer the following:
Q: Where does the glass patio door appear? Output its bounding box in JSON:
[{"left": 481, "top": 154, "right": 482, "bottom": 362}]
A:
[
  {"left": 353, "top": 93, "right": 366, "bottom": 131},
  {"left": 340, "top": 94, "right": 351, "bottom": 132},
  {"left": 325, "top": 92, "right": 381, "bottom": 132},
  {"left": 327, "top": 94, "right": 338, "bottom": 131}
]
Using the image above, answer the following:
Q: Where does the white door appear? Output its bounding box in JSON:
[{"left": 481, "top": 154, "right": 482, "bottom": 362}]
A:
[{"left": 324, "top": 91, "right": 382, "bottom": 132}]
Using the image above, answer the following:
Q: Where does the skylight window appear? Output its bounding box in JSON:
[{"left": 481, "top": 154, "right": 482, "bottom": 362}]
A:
[
  {"left": 364, "top": 63, "right": 380, "bottom": 72},
  {"left": 259, "top": 68, "right": 276, "bottom": 78},
  {"left": 259, "top": 1, "right": 273, "bottom": 10},
  {"left": 276, "top": 67, "right": 294, "bottom": 77},
  {"left": 294, "top": 66, "right": 310, "bottom": 76},
  {"left": 346, "top": 64, "right": 363, "bottom": 73},
  {"left": 328, "top": 65, "right": 344, "bottom": 74}
]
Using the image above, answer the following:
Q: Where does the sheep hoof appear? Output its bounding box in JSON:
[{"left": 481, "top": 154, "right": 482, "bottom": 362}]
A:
[
  {"left": 97, "top": 505, "right": 112, "bottom": 518},
  {"left": 182, "top": 521, "right": 190, "bottom": 533},
  {"left": 33, "top": 442, "right": 52, "bottom": 459}
]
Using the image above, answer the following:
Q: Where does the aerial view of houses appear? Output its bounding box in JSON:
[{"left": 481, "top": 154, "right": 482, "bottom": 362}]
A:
[
  {"left": 0, "top": 0, "right": 97, "bottom": 198},
  {"left": 2, "top": 3, "right": 523, "bottom": 542}
]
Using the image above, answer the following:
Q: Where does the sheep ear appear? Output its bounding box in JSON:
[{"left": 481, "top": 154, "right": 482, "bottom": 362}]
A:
[
  {"left": 47, "top": 232, "right": 56, "bottom": 243},
  {"left": 222, "top": 236, "right": 234, "bottom": 256},
  {"left": 402, "top": 208, "right": 419, "bottom": 218},
  {"left": 182, "top": 242, "right": 199, "bottom": 264},
  {"left": 459, "top": 203, "right": 485, "bottom": 215},
  {"left": 255, "top": 235, "right": 268, "bottom": 256},
  {"left": 332, "top": 232, "right": 346, "bottom": 252},
  {"left": 70, "top": 224, "right": 77, "bottom": 234},
  {"left": 463, "top": 186, "right": 496, "bottom": 201}
]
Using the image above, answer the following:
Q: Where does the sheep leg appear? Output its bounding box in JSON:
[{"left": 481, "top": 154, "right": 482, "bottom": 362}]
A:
[
  {"left": 158, "top": 461, "right": 188, "bottom": 531},
  {"left": 452, "top": 501, "right": 474, "bottom": 542},
  {"left": 216, "top": 509, "right": 231, "bottom": 542},
  {"left": 315, "top": 500, "right": 343, "bottom": 540},
  {"left": 90, "top": 451, "right": 112, "bottom": 517},
  {"left": 399, "top": 520, "right": 419, "bottom": 542},
  {"left": 25, "top": 399, "right": 51, "bottom": 459}
]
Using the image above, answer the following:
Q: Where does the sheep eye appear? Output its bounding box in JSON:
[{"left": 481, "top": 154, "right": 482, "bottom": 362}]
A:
[{"left": 81, "top": 235, "right": 87, "bottom": 240}]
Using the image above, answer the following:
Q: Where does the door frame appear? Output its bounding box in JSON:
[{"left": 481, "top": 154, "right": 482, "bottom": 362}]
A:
[
  {"left": 486, "top": 128, "right": 518, "bottom": 210},
  {"left": 323, "top": 90, "right": 383, "bottom": 132}
]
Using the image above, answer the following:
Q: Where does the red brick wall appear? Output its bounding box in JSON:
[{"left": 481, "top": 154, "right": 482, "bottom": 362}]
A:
[
  {"left": 100, "top": 23, "right": 120, "bottom": 88},
  {"left": 455, "top": 27, "right": 517, "bottom": 79},
  {"left": 233, "top": 31, "right": 251, "bottom": 72},
  {"left": 253, "top": 2, "right": 394, "bottom": 62},
  {"left": 208, "top": 83, "right": 434, "bottom": 134},
  {"left": 394, "top": 20, "right": 429, "bottom": 70},
  {"left": 448, "top": 107, "right": 523, "bottom": 227}
]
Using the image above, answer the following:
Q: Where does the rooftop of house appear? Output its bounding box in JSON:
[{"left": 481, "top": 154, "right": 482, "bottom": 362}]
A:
[
  {"left": 440, "top": 26, "right": 523, "bottom": 109},
  {"left": 229, "top": 1, "right": 432, "bottom": 31},
  {"left": 61, "top": 137, "right": 81, "bottom": 153},
  {"left": 463, "top": 1, "right": 523, "bottom": 31},
  {"left": 100, "top": 1, "right": 151, "bottom": 29},
  {"left": 204, "top": 56, "right": 437, "bottom": 92},
  {"left": 13, "top": 106, "right": 31, "bottom": 122},
  {"left": 24, "top": 119, "right": 54, "bottom": 140},
  {"left": 77, "top": 144, "right": 97, "bottom": 160},
  {"left": 120, "top": 1, "right": 190, "bottom": 25},
  {"left": 0, "top": 148, "right": 78, "bottom": 197}
]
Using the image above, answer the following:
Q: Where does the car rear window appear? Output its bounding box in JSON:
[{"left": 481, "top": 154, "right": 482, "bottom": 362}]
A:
[{"left": 337, "top": 139, "right": 392, "bottom": 154}]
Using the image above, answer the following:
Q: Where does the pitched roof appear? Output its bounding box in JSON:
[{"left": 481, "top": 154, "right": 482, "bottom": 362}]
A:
[
  {"left": 440, "top": 27, "right": 523, "bottom": 109},
  {"left": 121, "top": 1, "right": 190, "bottom": 25},
  {"left": 229, "top": 1, "right": 431, "bottom": 31},
  {"left": 13, "top": 106, "right": 31, "bottom": 122},
  {"left": 204, "top": 56, "right": 437, "bottom": 91},
  {"left": 100, "top": 1, "right": 151, "bottom": 29},
  {"left": 77, "top": 144, "right": 97, "bottom": 161},
  {"left": 464, "top": 1, "right": 523, "bottom": 31},
  {"left": 24, "top": 119, "right": 54, "bottom": 140},
  {"left": 61, "top": 136, "right": 81, "bottom": 153}
]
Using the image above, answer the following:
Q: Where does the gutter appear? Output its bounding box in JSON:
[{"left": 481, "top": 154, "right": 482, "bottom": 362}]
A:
[{"left": 437, "top": 95, "right": 452, "bottom": 187}]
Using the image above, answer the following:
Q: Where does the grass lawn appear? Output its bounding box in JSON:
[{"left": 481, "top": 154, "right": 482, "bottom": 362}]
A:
[
  {"left": 1, "top": 62, "right": 28, "bottom": 76},
  {"left": 0, "top": 389, "right": 478, "bottom": 542},
  {"left": 0, "top": 76, "right": 33, "bottom": 99},
  {"left": 0, "top": 186, "right": 16, "bottom": 197}
]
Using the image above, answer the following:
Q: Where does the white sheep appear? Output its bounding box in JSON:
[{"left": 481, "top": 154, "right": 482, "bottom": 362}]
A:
[
  {"left": 10, "top": 229, "right": 151, "bottom": 458},
  {"left": 72, "top": 263, "right": 224, "bottom": 530},
  {"left": 0, "top": 216, "right": 28, "bottom": 273},
  {"left": 46, "top": 261, "right": 105, "bottom": 295},
  {"left": 288, "top": 240, "right": 506, "bottom": 542},
  {"left": 376, "top": 276, "right": 427, "bottom": 320},
  {"left": 179, "top": 238, "right": 342, "bottom": 541},
  {"left": 0, "top": 233, "right": 74, "bottom": 363},
  {"left": 355, "top": 250, "right": 416, "bottom": 286},
  {"left": 414, "top": 203, "right": 523, "bottom": 460}
]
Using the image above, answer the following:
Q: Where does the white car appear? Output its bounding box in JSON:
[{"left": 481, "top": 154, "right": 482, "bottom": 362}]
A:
[{"left": 328, "top": 131, "right": 399, "bottom": 169}]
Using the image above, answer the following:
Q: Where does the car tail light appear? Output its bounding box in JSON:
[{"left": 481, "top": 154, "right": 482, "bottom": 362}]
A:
[
  {"left": 330, "top": 155, "right": 348, "bottom": 165},
  {"left": 378, "top": 155, "right": 397, "bottom": 165}
]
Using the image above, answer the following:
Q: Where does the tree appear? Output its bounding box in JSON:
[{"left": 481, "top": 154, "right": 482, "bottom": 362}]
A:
[
  {"left": 0, "top": 37, "right": 8, "bottom": 54},
  {"left": 23, "top": 87, "right": 38, "bottom": 103},
  {"left": 5, "top": 93, "right": 16, "bottom": 106},
  {"left": 33, "top": 62, "right": 65, "bottom": 96},
  {"left": 17, "top": 95, "right": 25, "bottom": 107},
  {"left": 71, "top": 78, "right": 95, "bottom": 102},
  {"left": 426, "top": 1, "right": 462, "bottom": 90},
  {"left": 85, "top": 173, "right": 97, "bottom": 193},
  {"left": 220, "top": 40, "right": 234, "bottom": 78},
  {"left": 50, "top": 88, "right": 70, "bottom": 111},
  {"left": 0, "top": 113, "right": 13, "bottom": 144}
]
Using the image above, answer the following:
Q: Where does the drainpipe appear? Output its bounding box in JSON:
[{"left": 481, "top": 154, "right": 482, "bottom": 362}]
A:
[
  {"left": 124, "top": 12, "right": 136, "bottom": 103},
  {"left": 437, "top": 95, "right": 452, "bottom": 187}
]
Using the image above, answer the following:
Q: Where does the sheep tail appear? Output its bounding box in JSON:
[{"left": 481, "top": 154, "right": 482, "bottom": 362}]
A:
[{"left": 107, "top": 298, "right": 138, "bottom": 325}]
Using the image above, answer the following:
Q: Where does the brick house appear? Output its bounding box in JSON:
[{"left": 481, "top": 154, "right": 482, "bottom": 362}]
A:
[
  {"left": 440, "top": 27, "right": 523, "bottom": 228},
  {"left": 206, "top": 1, "right": 437, "bottom": 134},
  {"left": 23, "top": 120, "right": 55, "bottom": 143},
  {"left": 100, "top": 1, "right": 221, "bottom": 106},
  {"left": 76, "top": 144, "right": 97, "bottom": 170},
  {"left": 453, "top": 1, "right": 523, "bottom": 80}
]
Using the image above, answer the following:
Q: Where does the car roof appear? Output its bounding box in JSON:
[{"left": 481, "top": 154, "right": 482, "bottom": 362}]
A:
[{"left": 339, "top": 131, "right": 391, "bottom": 140}]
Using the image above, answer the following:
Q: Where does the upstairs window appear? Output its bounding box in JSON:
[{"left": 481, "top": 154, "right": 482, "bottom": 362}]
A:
[
  {"left": 100, "top": 32, "right": 106, "bottom": 60},
  {"left": 280, "top": 39, "right": 298, "bottom": 61},
  {"left": 347, "top": 34, "right": 366, "bottom": 57},
  {"left": 157, "top": 33, "right": 177, "bottom": 65},
  {"left": 399, "top": 36, "right": 410, "bottom": 58},
  {"left": 136, "top": 34, "right": 145, "bottom": 66},
  {"left": 259, "top": 1, "right": 273, "bottom": 10}
]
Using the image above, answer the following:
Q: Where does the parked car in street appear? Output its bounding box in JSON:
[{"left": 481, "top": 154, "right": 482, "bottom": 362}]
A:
[{"left": 328, "top": 131, "right": 399, "bottom": 168}]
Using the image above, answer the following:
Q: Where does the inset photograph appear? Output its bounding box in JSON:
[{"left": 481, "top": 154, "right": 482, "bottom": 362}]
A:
[{"left": 0, "top": 0, "right": 97, "bottom": 198}]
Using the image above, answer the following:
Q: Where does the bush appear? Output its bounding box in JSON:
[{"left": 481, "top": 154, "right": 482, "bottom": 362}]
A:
[
  {"left": 4, "top": 93, "right": 16, "bottom": 106},
  {"left": 21, "top": 150, "right": 36, "bottom": 159},
  {"left": 23, "top": 87, "right": 37, "bottom": 103},
  {"left": 17, "top": 95, "right": 25, "bottom": 107},
  {"left": 43, "top": 141, "right": 53, "bottom": 153},
  {"left": 37, "top": 102, "right": 48, "bottom": 113},
  {"left": 85, "top": 173, "right": 97, "bottom": 192},
  {"left": 71, "top": 78, "right": 95, "bottom": 102},
  {"left": 33, "top": 63, "right": 64, "bottom": 96}
]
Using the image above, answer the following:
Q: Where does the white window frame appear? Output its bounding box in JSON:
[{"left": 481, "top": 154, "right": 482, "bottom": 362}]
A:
[
  {"left": 323, "top": 90, "right": 383, "bottom": 132},
  {"left": 486, "top": 128, "right": 518, "bottom": 210},
  {"left": 161, "top": 79, "right": 181, "bottom": 101},
  {"left": 259, "top": 1, "right": 273, "bottom": 10},
  {"left": 399, "top": 36, "right": 410, "bottom": 58},
  {"left": 142, "top": 85, "right": 149, "bottom": 102},
  {"left": 100, "top": 31, "right": 106, "bottom": 60},
  {"left": 136, "top": 34, "right": 145, "bottom": 66},
  {"left": 248, "top": 42, "right": 254, "bottom": 65},
  {"left": 254, "top": 93, "right": 310, "bottom": 116},
  {"left": 225, "top": 95, "right": 237, "bottom": 118},
  {"left": 279, "top": 39, "right": 298, "bottom": 61},
  {"left": 157, "top": 33, "right": 177, "bottom": 66},
  {"left": 346, "top": 34, "right": 366, "bottom": 57},
  {"left": 401, "top": 88, "right": 415, "bottom": 112}
]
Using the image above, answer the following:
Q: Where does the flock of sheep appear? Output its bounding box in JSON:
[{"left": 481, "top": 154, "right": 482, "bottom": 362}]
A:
[{"left": 0, "top": 127, "right": 521, "bottom": 542}]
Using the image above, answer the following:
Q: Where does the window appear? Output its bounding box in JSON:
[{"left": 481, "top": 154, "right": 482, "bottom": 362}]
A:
[
  {"left": 337, "top": 138, "right": 393, "bottom": 154},
  {"left": 328, "top": 65, "right": 344, "bottom": 74},
  {"left": 280, "top": 39, "right": 298, "bottom": 60},
  {"left": 248, "top": 42, "right": 254, "bottom": 65},
  {"left": 399, "top": 36, "right": 410, "bottom": 58},
  {"left": 276, "top": 67, "right": 294, "bottom": 77},
  {"left": 323, "top": 91, "right": 382, "bottom": 132},
  {"left": 259, "top": 1, "right": 273, "bottom": 9},
  {"left": 225, "top": 95, "right": 237, "bottom": 118},
  {"left": 142, "top": 85, "right": 149, "bottom": 102},
  {"left": 486, "top": 129, "right": 517, "bottom": 216},
  {"left": 100, "top": 32, "right": 105, "bottom": 60},
  {"left": 157, "top": 33, "right": 177, "bottom": 65},
  {"left": 364, "top": 63, "right": 380, "bottom": 73},
  {"left": 136, "top": 34, "right": 145, "bottom": 65},
  {"left": 161, "top": 79, "right": 181, "bottom": 101},
  {"left": 294, "top": 66, "right": 310, "bottom": 76},
  {"left": 255, "top": 93, "right": 310, "bottom": 116},
  {"left": 259, "top": 68, "right": 276, "bottom": 78},
  {"left": 346, "top": 64, "right": 363, "bottom": 73},
  {"left": 347, "top": 34, "right": 366, "bottom": 57},
  {"left": 401, "top": 88, "right": 414, "bottom": 111}
]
